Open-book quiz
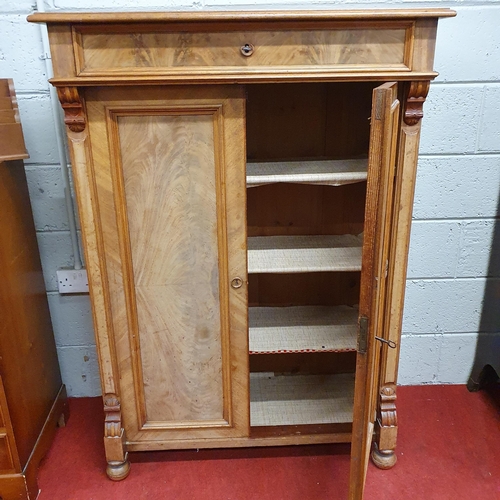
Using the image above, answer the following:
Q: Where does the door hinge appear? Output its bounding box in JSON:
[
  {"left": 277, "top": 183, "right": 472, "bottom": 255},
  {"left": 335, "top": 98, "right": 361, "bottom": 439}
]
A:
[{"left": 358, "top": 315, "right": 369, "bottom": 354}]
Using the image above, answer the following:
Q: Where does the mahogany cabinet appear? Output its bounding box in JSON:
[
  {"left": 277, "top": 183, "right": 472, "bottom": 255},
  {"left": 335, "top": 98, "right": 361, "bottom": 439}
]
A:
[
  {"left": 0, "top": 79, "right": 67, "bottom": 500},
  {"left": 29, "top": 9, "right": 454, "bottom": 499}
]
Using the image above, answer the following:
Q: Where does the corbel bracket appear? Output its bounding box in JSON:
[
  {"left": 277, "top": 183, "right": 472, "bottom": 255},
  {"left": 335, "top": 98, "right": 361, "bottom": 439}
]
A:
[
  {"left": 404, "top": 81, "right": 430, "bottom": 126},
  {"left": 56, "top": 86, "right": 86, "bottom": 133}
]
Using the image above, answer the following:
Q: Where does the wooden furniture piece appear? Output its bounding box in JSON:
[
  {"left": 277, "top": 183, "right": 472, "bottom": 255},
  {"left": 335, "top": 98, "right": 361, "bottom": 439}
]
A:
[
  {"left": 29, "top": 10, "right": 455, "bottom": 499},
  {"left": 0, "top": 79, "right": 68, "bottom": 500}
]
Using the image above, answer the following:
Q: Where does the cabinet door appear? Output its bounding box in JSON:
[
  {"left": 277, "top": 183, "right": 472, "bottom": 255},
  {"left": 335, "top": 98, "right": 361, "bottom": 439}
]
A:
[
  {"left": 349, "top": 82, "right": 400, "bottom": 499},
  {"left": 85, "top": 86, "right": 249, "bottom": 445}
]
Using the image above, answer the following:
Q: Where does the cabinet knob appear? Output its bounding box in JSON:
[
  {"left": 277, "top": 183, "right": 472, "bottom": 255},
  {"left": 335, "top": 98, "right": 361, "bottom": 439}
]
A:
[
  {"left": 231, "top": 277, "right": 243, "bottom": 289},
  {"left": 240, "top": 43, "right": 254, "bottom": 57}
]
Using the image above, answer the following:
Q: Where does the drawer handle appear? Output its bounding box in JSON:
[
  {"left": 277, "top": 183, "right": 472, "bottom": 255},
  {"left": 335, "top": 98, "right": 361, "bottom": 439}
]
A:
[
  {"left": 240, "top": 43, "right": 254, "bottom": 57},
  {"left": 231, "top": 277, "right": 243, "bottom": 289}
]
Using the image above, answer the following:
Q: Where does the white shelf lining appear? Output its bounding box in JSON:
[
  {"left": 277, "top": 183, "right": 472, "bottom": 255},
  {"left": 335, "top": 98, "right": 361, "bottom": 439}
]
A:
[
  {"left": 247, "top": 234, "right": 363, "bottom": 274},
  {"left": 249, "top": 305, "right": 358, "bottom": 353},
  {"left": 246, "top": 158, "right": 368, "bottom": 187},
  {"left": 250, "top": 372, "right": 355, "bottom": 427}
]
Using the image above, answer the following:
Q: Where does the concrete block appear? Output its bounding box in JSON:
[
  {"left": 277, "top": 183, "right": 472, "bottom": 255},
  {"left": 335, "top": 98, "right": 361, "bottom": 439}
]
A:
[
  {"left": 398, "top": 334, "right": 442, "bottom": 385},
  {"left": 1, "top": 1, "right": 38, "bottom": 12},
  {"left": 18, "top": 94, "right": 59, "bottom": 165},
  {"left": 407, "top": 221, "right": 460, "bottom": 279},
  {"left": 56, "top": 345, "right": 102, "bottom": 397},
  {"left": 403, "top": 278, "right": 500, "bottom": 334},
  {"left": 435, "top": 6, "right": 500, "bottom": 83},
  {"left": 25, "top": 165, "right": 70, "bottom": 231},
  {"left": 478, "top": 86, "right": 500, "bottom": 152},
  {"left": 420, "top": 84, "right": 482, "bottom": 155},
  {"left": 0, "top": 14, "right": 48, "bottom": 92},
  {"left": 437, "top": 333, "right": 479, "bottom": 384},
  {"left": 36, "top": 231, "right": 75, "bottom": 292},
  {"left": 47, "top": 293, "right": 95, "bottom": 346},
  {"left": 457, "top": 220, "right": 500, "bottom": 278},
  {"left": 53, "top": 0, "right": 200, "bottom": 8},
  {"left": 413, "top": 156, "right": 500, "bottom": 220}
]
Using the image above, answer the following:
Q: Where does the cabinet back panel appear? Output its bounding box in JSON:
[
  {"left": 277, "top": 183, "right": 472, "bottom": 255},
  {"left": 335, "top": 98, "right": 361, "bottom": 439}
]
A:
[
  {"left": 249, "top": 272, "right": 360, "bottom": 307},
  {"left": 247, "top": 183, "right": 366, "bottom": 237},
  {"left": 246, "top": 82, "right": 376, "bottom": 161},
  {"left": 250, "top": 352, "right": 356, "bottom": 374},
  {"left": 118, "top": 113, "right": 224, "bottom": 423}
]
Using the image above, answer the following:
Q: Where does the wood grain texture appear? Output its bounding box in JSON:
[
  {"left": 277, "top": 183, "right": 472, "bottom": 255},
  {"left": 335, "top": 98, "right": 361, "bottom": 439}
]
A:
[
  {"left": 31, "top": 11, "right": 455, "bottom": 84},
  {"left": 250, "top": 351, "right": 356, "bottom": 376},
  {"left": 246, "top": 82, "right": 374, "bottom": 161},
  {"left": 46, "top": 25, "right": 76, "bottom": 80},
  {"left": 249, "top": 272, "right": 361, "bottom": 308},
  {"left": 75, "top": 27, "right": 408, "bottom": 76},
  {"left": 0, "top": 82, "right": 66, "bottom": 496},
  {"left": 84, "top": 85, "right": 249, "bottom": 443},
  {"left": 373, "top": 82, "right": 428, "bottom": 464},
  {"left": 411, "top": 20, "right": 439, "bottom": 73},
  {"left": 0, "top": 386, "right": 68, "bottom": 499},
  {"left": 0, "top": 377, "right": 19, "bottom": 474},
  {"left": 62, "top": 92, "right": 120, "bottom": 400},
  {"left": 28, "top": 9, "right": 456, "bottom": 23},
  {"left": 382, "top": 96, "right": 423, "bottom": 386},
  {"left": 0, "top": 158, "right": 63, "bottom": 468},
  {"left": 117, "top": 110, "right": 225, "bottom": 424},
  {"left": 125, "top": 429, "right": 351, "bottom": 451},
  {"left": 349, "top": 82, "right": 400, "bottom": 500},
  {"left": 32, "top": 11, "right": 449, "bottom": 494},
  {"left": 247, "top": 183, "right": 367, "bottom": 238}
]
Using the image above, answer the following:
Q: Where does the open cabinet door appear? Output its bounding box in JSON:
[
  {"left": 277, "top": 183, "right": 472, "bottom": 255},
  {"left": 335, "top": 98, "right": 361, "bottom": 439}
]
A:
[{"left": 349, "top": 82, "right": 400, "bottom": 500}]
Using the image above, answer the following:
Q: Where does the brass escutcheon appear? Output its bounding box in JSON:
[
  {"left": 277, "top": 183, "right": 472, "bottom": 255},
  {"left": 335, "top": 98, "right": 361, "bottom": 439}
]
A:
[
  {"left": 240, "top": 43, "right": 254, "bottom": 57},
  {"left": 231, "top": 277, "right": 243, "bottom": 289}
]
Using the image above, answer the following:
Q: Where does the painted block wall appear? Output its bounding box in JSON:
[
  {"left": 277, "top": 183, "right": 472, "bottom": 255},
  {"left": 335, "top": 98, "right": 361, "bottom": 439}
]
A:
[{"left": 1, "top": 0, "right": 499, "bottom": 396}]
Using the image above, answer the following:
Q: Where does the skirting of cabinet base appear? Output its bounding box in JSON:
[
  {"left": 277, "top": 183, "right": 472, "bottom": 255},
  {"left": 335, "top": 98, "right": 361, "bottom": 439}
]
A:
[{"left": 125, "top": 425, "right": 352, "bottom": 452}]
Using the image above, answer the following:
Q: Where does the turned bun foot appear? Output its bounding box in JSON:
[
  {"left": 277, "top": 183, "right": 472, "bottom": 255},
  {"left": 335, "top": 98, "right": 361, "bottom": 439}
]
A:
[
  {"left": 371, "top": 444, "right": 397, "bottom": 470},
  {"left": 106, "top": 459, "right": 131, "bottom": 481}
]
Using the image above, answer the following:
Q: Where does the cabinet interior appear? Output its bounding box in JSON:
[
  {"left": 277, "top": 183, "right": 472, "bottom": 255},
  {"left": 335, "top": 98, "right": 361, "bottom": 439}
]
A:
[{"left": 245, "top": 82, "right": 377, "bottom": 431}]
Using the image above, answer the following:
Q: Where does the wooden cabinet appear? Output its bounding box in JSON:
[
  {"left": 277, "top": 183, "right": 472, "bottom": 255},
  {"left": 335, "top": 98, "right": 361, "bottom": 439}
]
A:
[
  {"left": 29, "top": 9, "right": 455, "bottom": 499},
  {"left": 0, "top": 79, "right": 67, "bottom": 500}
]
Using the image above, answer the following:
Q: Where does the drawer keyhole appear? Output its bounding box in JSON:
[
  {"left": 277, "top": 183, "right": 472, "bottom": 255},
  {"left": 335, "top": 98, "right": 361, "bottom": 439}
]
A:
[
  {"left": 231, "top": 277, "right": 243, "bottom": 289},
  {"left": 240, "top": 43, "right": 254, "bottom": 57}
]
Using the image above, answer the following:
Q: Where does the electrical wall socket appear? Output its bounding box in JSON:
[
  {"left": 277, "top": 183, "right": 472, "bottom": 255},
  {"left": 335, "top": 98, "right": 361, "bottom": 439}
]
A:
[{"left": 57, "top": 269, "right": 89, "bottom": 294}]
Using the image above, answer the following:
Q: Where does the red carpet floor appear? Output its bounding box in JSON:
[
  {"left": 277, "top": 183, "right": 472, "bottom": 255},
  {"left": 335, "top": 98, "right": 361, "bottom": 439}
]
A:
[{"left": 37, "top": 385, "right": 500, "bottom": 500}]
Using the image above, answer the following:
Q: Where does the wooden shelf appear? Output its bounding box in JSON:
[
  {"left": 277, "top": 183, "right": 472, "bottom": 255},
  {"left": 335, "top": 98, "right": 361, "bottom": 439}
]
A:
[
  {"left": 247, "top": 234, "right": 363, "bottom": 274},
  {"left": 250, "top": 372, "right": 354, "bottom": 426},
  {"left": 249, "top": 305, "right": 358, "bottom": 354},
  {"left": 247, "top": 159, "right": 368, "bottom": 188}
]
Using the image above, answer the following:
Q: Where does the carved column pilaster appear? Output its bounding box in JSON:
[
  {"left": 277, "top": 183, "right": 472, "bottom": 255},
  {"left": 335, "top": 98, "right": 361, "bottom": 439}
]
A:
[
  {"left": 403, "top": 81, "right": 430, "bottom": 126},
  {"left": 103, "top": 394, "right": 130, "bottom": 481}
]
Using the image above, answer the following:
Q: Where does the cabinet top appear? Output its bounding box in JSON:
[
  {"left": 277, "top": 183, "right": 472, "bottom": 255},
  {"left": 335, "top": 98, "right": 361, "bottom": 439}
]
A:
[
  {"left": 28, "top": 9, "right": 456, "bottom": 86},
  {"left": 28, "top": 9, "right": 456, "bottom": 24}
]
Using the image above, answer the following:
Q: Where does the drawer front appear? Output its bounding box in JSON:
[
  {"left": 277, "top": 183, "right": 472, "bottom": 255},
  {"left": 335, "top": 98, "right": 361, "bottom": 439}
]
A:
[{"left": 74, "top": 24, "right": 411, "bottom": 77}]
